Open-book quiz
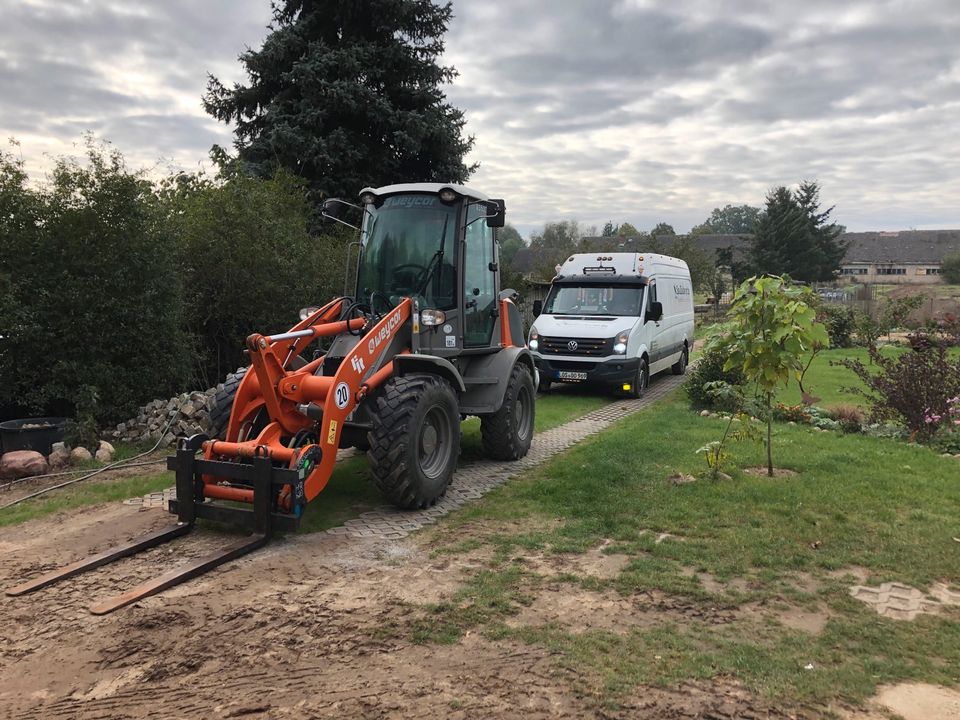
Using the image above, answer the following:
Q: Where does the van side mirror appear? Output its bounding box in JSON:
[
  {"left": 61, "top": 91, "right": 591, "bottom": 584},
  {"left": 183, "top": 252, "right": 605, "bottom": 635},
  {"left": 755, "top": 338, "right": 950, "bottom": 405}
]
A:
[
  {"left": 486, "top": 199, "right": 506, "bottom": 228},
  {"left": 532, "top": 299, "right": 543, "bottom": 317},
  {"left": 647, "top": 301, "right": 663, "bottom": 322}
]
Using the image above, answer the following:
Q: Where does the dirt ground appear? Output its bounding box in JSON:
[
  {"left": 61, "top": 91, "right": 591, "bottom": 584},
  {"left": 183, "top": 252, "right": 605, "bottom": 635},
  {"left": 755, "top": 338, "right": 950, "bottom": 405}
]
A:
[{"left": 0, "top": 497, "right": 838, "bottom": 719}]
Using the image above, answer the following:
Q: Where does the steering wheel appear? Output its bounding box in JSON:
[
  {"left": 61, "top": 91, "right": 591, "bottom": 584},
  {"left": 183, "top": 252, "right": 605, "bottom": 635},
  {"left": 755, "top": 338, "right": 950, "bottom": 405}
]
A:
[{"left": 391, "top": 263, "right": 429, "bottom": 293}]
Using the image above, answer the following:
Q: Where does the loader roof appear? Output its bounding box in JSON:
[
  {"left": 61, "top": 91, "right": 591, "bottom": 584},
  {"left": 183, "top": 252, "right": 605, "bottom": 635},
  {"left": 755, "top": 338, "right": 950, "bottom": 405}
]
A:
[{"left": 360, "top": 183, "right": 490, "bottom": 202}]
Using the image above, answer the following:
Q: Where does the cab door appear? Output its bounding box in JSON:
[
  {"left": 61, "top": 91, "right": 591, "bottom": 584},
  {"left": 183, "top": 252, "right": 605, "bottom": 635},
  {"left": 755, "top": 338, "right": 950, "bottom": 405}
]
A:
[{"left": 462, "top": 203, "right": 497, "bottom": 347}]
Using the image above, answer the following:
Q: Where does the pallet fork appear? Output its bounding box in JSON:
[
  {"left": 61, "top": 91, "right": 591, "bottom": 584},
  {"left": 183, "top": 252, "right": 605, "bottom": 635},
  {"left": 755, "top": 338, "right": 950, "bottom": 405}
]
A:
[{"left": 6, "top": 434, "right": 300, "bottom": 614}]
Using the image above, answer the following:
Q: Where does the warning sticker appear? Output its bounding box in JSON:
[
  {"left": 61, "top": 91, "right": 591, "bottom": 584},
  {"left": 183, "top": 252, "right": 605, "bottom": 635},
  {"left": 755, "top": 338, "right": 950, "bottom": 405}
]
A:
[
  {"left": 326, "top": 420, "right": 338, "bottom": 445},
  {"left": 445, "top": 335, "right": 456, "bottom": 348}
]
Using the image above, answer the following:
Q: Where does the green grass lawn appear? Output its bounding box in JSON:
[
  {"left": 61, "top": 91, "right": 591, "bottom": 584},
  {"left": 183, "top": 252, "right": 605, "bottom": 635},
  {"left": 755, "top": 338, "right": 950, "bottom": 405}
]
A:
[
  {"left": 414, "top": 395, "right": 960, "bottom": 709},
  {"left": 0, "top": 472, "right": 174, "bottom": 528},
  {"left": 0, "top": 390, "right": 612, "bottom": 532}
]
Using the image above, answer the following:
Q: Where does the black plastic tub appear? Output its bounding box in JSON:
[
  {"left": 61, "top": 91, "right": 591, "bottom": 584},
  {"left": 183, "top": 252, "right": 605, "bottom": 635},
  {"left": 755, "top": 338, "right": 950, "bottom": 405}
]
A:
[{"left": 0, "top": 417, "right": 67, "bottom": 456}]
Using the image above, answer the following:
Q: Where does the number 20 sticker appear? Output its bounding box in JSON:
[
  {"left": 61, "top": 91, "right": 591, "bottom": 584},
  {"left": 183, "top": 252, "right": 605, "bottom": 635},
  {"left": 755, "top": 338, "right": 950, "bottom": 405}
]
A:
[{"left": 334, "top": 382, "right": 350, "bottom": 409}]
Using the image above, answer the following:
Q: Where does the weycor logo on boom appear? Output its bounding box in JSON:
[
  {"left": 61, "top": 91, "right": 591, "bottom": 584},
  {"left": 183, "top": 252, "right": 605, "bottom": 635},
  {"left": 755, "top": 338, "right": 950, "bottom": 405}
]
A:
[{"left": 368, "top": 309, "right": 404, "bottom": 355}]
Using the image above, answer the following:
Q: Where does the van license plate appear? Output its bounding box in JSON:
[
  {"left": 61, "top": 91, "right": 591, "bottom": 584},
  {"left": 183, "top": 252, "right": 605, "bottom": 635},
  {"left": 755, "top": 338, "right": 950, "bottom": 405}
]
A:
[{"left": 557, "top": 371, "right": 587, "bottom": 381}]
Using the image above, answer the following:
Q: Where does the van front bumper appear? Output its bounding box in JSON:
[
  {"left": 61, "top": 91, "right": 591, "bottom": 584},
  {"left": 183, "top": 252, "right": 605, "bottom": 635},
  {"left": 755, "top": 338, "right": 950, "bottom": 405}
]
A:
[{"left": 532, "top": 354, "right": 640, "bottom": 385}]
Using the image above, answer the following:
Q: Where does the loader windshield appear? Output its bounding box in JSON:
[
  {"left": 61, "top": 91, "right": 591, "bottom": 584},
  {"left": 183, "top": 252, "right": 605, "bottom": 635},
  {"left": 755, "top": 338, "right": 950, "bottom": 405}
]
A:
[{"left": 357, "top": 194, "right": 458, "bottom": 311}]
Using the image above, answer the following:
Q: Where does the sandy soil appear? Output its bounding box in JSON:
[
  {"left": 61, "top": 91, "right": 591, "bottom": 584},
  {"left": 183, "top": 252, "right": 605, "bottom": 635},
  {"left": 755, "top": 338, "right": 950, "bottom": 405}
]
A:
[{"left": 0, "top": 501, "right": 869, "bottom": 718}]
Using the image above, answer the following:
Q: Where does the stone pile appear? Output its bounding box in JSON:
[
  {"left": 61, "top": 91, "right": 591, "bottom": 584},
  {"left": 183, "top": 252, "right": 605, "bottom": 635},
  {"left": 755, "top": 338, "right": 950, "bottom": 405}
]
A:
[{"left": 111, "top": 388, "right": 218, "bottom": 447}]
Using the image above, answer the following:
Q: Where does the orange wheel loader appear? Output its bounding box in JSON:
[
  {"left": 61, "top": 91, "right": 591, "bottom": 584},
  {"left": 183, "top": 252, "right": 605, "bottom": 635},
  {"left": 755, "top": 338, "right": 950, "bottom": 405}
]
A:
[{"left": 7, "top": 184, "right": 536, "bottom": 613}]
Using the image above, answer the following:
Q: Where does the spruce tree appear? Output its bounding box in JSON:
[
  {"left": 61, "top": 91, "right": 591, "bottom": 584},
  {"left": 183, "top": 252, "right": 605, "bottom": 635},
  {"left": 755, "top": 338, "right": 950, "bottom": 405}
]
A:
[
  {"left": 204, "top": 0, "right": 475, "bottom": 201},
  {"left": 750, "top": 186, "right": 819, "bottom": 281},
  {"left": 796, "top": 180, "right": 848, "bottom": 280}
]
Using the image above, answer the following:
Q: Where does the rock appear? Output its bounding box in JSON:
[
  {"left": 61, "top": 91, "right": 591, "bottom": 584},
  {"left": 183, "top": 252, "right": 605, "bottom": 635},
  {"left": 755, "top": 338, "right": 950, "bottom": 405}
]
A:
[
  {"left": 95, "top": 440, "right": 115, "bottom": 464},
  {"left": 699, "top": 410, "right": 710, "bottom": 417},
  {"left": 70, "top": 446, "right": 93, "bottom": 463},
  {"left": 0, "top": 450, "right": 50, "bottom": 479},
  {"left": 161, "top": 432, "right": 176, "bottom": 447},
  {"left": 48, "top": 444, "right": 71, "bottom": 469},
  {"left": 180, "top": 403, "right": 196, "bottom": 418},
  {"left": 787, "top": 421, "right": 796, "bottom": 425}
]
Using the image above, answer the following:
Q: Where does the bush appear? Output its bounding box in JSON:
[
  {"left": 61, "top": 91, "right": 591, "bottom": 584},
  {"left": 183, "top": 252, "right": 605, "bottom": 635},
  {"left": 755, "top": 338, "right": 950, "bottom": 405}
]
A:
[
  {"left": 838, "top": 332, "right": 960, "bottom": 438},
  {"left": 161, "top": 168, "right": 350, "bottom": 386},
  {"left": 0, "top": 142, "right": 193, "bottom": 427},
  {"left": 828, "top": 403, "right": 864, "bottom": 433},
  {"left": 686, "top": 345, "right": 745, "bottom": 410},
  {"left": 941, "top": 252, "right": 960, "bottom": 284},
  {"left": 818, "top": 305, "right": 855, "bottom": 348}
]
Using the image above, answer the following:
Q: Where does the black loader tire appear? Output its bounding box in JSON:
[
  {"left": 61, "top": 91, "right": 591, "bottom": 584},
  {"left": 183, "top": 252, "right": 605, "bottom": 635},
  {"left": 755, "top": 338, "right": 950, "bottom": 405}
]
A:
[
  {"left": 671, "top": 345, "right": 689, "bottom": 376},
  {"left": 368, "top": 375, "right": 461, "bottom": 510},
  {"left": 209, "top": 368, "right": 248, "bottom": 440},
  {"left": 480, "top": 363, "right": 536, "bottom": 461}
]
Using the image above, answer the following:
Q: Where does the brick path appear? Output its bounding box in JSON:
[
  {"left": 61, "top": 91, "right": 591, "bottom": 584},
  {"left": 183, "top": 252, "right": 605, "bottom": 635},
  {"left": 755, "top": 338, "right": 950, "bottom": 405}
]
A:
[{"left": 127, "top": 372, "right": 686, "bottom": 540}]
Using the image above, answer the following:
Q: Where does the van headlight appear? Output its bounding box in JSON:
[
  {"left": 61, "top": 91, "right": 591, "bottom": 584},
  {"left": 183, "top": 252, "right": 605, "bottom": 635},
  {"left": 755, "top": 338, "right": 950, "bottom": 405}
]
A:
[
  {"left": 528, "top": 327, "right": 539, "bottom": 351},
  {"left": 613, "top": 331, "right": 629, "bottom": 354}
]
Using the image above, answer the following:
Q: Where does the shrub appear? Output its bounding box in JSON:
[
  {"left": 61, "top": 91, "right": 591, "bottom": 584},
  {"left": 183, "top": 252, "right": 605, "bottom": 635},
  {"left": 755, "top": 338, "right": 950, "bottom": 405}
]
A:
[
  {"left": 772, "top": 403, "right": 811, "bottom": 423},
  {"left": 161, "top": 168, "right": 350, "bottom": 386},
  {"left": 828, "top": 403, "right": 864, "bottom": 433},
  {"left": 838, "top": 332, "right": 960, "bottom": 438},
  {"left": 941, "top": 252, "right": 960, "bottom": 284},
  {"left": 686, "top": 345, "right": 745, "bottom": 410},
  {"left": 0, "top": 142, "right": 193, "bottom": 427},
  {"left": 818, "top": 305, "right": 855, "bottom": 348}
]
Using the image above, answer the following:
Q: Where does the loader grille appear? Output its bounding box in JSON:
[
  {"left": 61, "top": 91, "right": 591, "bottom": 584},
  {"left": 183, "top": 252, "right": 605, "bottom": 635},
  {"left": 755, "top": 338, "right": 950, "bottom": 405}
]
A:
[{"left": 539, "top": 336, "right": 612, "bottom": 356}]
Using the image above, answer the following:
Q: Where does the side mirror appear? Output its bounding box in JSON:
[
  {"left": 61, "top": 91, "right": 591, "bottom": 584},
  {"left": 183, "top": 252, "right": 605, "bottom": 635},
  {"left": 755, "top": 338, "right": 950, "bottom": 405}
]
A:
[
  {"left": 647, "top": 301, "right": 663, "bottom": 322},
  {"left": 485, "top": 199, "right": 506, "bottom": 228},
  {"left": 532, "top": 299, "right": 543, "bottom": 317},
  {"left": 321, "top": 198, "right": 343, "bottom": 222}
]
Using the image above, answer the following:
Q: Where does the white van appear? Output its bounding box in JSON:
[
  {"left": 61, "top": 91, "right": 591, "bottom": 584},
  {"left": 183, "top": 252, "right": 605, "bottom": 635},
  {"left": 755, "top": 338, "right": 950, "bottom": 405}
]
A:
[{"left": 527, "top": 252, "right": 694, "bottom": 397}]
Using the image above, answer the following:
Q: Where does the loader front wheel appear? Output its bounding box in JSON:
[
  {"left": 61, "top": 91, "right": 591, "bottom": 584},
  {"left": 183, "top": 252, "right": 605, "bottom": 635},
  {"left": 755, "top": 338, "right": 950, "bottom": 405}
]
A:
[
  {"left": 209, "top": 367, "right": 269, "bottom": 441},
  {"left": 480, "top": 363, "right": 535, "bottom": 461},
  {"left": 368, "top": 375, "right": 460, "bottom": 510}
]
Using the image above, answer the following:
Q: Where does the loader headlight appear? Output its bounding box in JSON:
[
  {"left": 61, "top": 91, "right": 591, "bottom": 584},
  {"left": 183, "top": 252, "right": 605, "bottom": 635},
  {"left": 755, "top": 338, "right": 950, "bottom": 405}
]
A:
[
  {"left": 528, "top": 327, "right": 539, "bottom": 351},
  {"left": 420, "top": 308, "right": 446, "bottom": 326},
  {"left": 613, "top": 331, "right": 629, "bottom": 354},
  {"left": 299, "top": 306, "right": 320, "bottom": 321}
]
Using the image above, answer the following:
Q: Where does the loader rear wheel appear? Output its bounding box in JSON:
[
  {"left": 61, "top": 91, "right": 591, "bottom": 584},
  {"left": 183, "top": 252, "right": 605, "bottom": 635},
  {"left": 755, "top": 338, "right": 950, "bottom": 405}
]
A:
[
  {"left": 480, "top": 363, "right": 535, "bottom": 461},
  {"left": 368, "top": 375, "right": 460, "bottom": 510}
]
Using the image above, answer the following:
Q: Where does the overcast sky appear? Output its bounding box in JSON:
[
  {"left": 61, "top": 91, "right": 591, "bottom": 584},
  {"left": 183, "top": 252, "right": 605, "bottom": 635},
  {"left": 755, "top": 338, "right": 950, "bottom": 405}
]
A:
[{"left": 2, "top": 0, "right": 958, "bottom": 237}]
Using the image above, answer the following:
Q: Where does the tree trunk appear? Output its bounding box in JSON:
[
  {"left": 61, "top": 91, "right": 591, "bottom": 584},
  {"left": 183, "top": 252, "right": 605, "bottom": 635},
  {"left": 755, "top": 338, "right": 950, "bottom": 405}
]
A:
[{"left": 766, "top": 392, "right": 774, "bottom": 477}]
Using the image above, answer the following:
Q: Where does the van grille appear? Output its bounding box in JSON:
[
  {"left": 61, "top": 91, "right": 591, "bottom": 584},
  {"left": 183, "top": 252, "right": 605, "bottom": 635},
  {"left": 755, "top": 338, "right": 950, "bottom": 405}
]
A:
[{"left": 540, "top": 336, "right": 611, "bottom": 356}]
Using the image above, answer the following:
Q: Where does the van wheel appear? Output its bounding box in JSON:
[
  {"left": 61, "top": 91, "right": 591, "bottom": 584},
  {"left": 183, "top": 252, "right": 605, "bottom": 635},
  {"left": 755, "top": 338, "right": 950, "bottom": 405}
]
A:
[
  {"left": 368, "top": 375, "right": 460, "bottom": 509},
  {"left": 627, "top": 358, "right": 649, "bottom": 399},
  {"left": 481, "top": 364, "right": 535, "bottom": 460},
  {"left": 671, "top": 346, "right": 688, "bottom": 375}
]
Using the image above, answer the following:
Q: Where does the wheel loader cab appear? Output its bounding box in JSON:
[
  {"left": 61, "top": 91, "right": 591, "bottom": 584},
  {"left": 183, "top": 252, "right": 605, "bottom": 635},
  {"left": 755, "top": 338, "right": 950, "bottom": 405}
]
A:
[{"left": 354, "top": 184, "right": 503, "bottom": 354}]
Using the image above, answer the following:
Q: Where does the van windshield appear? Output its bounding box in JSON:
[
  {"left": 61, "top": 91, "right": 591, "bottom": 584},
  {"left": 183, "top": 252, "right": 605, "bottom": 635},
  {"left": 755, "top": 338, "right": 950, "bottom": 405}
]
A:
[{"left": 542, "top": 284, "right": 645, "bottom": 316}]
